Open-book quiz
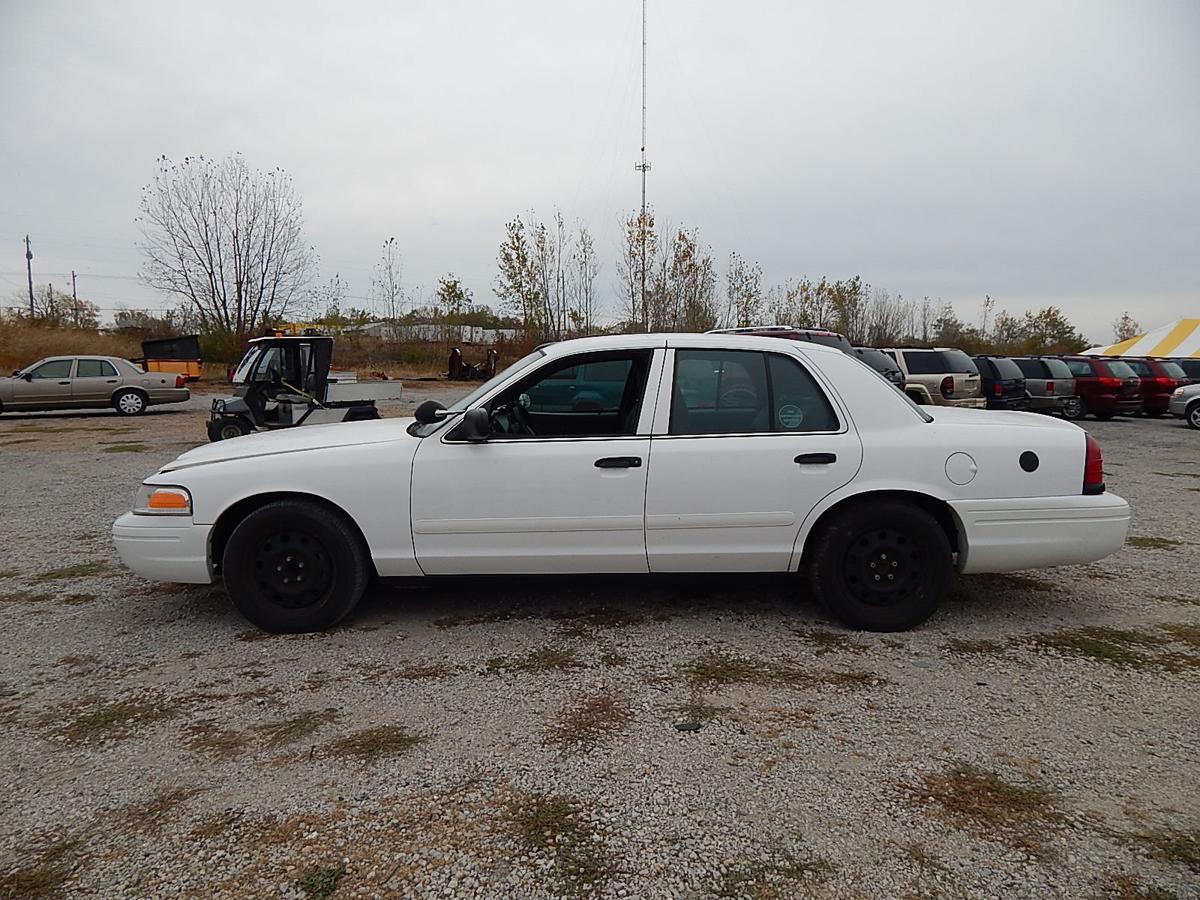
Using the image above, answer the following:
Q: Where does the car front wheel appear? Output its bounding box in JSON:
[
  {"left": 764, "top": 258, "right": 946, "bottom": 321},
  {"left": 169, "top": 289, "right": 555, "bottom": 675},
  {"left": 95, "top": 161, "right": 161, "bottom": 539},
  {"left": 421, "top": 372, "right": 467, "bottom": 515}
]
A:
[
  {"left": 1187, "top": 402, "right": 1200, "bottom": 431},
  {"left": 113, "top": 389, "right": 147, "bottom": 416},
  {"left": 808, "top": 500, "right": 952, "bottom": 631},
  {"left": 222, "top": 499, "right": 371, "bottom": 632}
]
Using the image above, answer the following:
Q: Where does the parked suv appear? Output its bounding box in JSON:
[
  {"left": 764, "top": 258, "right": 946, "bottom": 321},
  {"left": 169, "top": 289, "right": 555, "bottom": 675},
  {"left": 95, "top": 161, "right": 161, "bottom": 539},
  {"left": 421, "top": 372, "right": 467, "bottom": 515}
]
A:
[
  {"left": 1058, "top": 356, "right": 1142, "bottom": 419},
  {"left": 1010, "top": 356, "right": 1079, "bottom": 417},
  {"left": 1169, "top": 357, "right": 1200, "bottom": 381},
  {"left": 851, "top": 346, "right": 905, "bottom": 390},
  {"left": 1113, "top": 357, "right": 1188, "bottom": 417},
  {"left": 881, "top": 348, "right": 985, "bottom": 408},
  {"left": 972, "top": 355, "right": 1031, "bottom": 411}
]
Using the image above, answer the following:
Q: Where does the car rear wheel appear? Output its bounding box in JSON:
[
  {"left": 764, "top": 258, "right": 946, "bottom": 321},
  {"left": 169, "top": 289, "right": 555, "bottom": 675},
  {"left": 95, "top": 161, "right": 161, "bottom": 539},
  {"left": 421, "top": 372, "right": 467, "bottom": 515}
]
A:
[
  {"left": 1060, "top": 397, "right": 1085, "bottom": 420},
  {"left": 1187, "top": 401, "right": 1200, "bottom": 430},
  {"left": 808, "top": 501, "right": 952, "bottom": 631},
  {"left": 113, "top": 389, "right": 147, "bottom": 416},
  {"left": 222, "top": 499, "right": 370, "bottom": 633}
]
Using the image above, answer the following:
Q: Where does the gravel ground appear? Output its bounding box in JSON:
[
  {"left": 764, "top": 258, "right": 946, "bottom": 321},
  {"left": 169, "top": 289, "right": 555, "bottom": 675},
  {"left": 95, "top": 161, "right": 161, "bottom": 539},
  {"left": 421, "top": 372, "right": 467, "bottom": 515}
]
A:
[{"left": 0, "top": 391, "right": 1197, "bottom": 900}]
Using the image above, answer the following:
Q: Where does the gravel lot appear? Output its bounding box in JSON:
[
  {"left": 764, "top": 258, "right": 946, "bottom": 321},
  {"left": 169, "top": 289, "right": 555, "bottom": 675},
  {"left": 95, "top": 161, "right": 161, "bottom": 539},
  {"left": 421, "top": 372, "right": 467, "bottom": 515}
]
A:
[{"left": 0, "top": 389, "right": 1197, "bottom": 900}]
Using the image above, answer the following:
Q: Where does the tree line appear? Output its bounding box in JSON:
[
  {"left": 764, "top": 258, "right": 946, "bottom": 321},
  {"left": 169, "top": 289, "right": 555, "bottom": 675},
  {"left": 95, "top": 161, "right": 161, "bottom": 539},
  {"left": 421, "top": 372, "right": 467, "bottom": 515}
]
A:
[{"left": 9, "top": 151, "right": 1140, "bottom": 361}]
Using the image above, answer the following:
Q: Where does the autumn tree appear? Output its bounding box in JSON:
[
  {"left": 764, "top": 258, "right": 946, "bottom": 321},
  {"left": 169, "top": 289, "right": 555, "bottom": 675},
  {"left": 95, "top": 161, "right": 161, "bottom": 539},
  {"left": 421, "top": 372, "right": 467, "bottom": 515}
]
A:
[
  {"left": 12, "top": 284, "right": 101, "bottom": 329},
  {"left": 616, "top": 208, "right": 658, "bottom": 331},
  {"left": 1112, "top": 311, "right": 1141, "bottom": 342},
  {"left": 726, "top": 251, "right": 764, "bottom": 328},
  {"left": 137, "top": 154, "right": 316, "bottom": 338}
]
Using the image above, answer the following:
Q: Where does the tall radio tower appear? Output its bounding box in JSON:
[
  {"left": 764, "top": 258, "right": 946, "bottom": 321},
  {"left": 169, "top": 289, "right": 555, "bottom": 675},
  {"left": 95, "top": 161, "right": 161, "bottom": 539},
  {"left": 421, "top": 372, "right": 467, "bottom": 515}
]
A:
[{"left": 635, "top": 0, "right": 651, "bottom": 329}]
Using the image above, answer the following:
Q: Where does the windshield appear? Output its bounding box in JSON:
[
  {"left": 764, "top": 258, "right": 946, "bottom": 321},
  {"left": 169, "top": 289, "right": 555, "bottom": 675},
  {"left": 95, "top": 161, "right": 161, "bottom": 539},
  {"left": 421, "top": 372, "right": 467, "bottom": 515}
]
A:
[
  {"left": 409, "top": 349, "right": 545, "bottom": 437},
  {"left": 231, "top": 347, "right": 260, "bottom": 384}
]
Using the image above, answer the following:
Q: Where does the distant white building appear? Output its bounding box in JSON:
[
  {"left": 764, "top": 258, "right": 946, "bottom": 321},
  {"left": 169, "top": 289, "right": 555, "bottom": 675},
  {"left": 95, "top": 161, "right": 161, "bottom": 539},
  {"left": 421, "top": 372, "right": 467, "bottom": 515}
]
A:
[{"left": 347, "top": 322, "right": 523, "bottom": 344}]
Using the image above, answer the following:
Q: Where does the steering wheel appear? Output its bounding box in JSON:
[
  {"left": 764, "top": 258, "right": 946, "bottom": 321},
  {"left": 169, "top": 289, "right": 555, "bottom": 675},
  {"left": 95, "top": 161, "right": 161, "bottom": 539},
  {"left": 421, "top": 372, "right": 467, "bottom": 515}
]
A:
[{"left": 490, "top": 401, "right": 535, "bottom": 436}]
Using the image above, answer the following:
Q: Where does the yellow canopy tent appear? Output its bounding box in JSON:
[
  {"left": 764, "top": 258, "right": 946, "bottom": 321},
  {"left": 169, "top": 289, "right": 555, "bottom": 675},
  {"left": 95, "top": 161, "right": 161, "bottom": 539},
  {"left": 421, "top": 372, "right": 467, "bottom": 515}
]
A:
[{"left": 1083, "top": 318, "right": 1200, "bottom": 358}]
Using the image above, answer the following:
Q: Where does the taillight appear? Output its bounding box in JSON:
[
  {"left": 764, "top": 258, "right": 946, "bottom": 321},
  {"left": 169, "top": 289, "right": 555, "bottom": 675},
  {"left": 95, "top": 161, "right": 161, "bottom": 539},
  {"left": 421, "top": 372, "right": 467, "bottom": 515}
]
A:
[
  {"left": 175, "top": 374, "right": 186, "bottom": 389},
  {"left": 1083, "top": 433, "right": 1105, "bottom": 495},
  {"left": 1097, "top": 376, "right": 1122, "bottom": 390},
  {"left": 993, "top": 382, "right": 1002, "bottom": 395},
  {"left": 1046, "top": 380, "right": 1055, "bottom": 394},
  {"left": 940, "top": 376, "right": 954, "bottom": 398},
  {"left": 1153, "top": 377, "right": 1175, "bottom": 389}
]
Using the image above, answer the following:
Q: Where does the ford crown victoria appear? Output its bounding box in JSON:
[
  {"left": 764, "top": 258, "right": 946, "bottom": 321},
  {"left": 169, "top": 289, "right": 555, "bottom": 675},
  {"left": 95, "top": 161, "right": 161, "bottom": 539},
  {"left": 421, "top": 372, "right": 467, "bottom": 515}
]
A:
[{"left": 113, "top": 334, "right": 1130, "bottom": 633}]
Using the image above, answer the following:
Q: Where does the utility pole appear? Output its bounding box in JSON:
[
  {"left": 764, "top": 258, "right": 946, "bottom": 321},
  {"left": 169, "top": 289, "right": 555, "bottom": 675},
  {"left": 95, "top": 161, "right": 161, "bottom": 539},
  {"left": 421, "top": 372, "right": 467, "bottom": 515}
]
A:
[
  {"left": 634, "top": 0, "right": 651, "bottom": 331},
  {"left": 25, "top": 235, "right": 34, "bottom": 317},
  {"left": 71, "top": 270, "right": 79, "bottom": 328}
]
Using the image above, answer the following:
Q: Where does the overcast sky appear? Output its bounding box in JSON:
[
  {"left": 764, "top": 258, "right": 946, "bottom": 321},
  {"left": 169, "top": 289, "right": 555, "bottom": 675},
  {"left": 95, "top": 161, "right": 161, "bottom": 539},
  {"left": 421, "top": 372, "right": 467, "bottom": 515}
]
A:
[{"left": 2, "top": 0, "right": 1197, "bottom": 344}]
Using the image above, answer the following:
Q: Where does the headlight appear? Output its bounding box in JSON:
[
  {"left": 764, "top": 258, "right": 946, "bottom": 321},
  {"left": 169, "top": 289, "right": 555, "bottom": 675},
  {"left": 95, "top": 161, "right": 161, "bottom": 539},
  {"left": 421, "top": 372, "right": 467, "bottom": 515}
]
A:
[
  {"left": 133, "top": 484, "right": 192, "bottom": 516},
  {"left": 1173, "top": 387, "right": 1185, "bottom": 397}
]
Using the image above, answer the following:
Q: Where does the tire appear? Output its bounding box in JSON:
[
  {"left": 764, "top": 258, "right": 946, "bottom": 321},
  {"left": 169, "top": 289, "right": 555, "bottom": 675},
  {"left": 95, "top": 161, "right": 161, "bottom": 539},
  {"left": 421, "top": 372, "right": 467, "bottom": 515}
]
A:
[
  {"left": 809, "top": 500, "right": 952, "bottom": 632},
  {"left": 113, "top": 389, "right": 147, "bottom": 416},
  {"left": 222, "top": 499, "right": 370, "bottom": 633},
  {"left": 209, "top": 417, "right": 253, "bottom": 442},
  {"left": 1187, "top": 401, "right": 1200, "bottom": 431},
  {"left": 1061, "top": 397, "right": 1085, "bottom": 420}
]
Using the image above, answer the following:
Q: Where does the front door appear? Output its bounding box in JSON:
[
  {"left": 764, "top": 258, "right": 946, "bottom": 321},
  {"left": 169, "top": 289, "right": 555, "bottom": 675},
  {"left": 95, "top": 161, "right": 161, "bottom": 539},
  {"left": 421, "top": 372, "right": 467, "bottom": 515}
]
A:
[
  {"left": 12, "top": 358, "right": 75, "bottom": 408},
  {"left": 410, "top": 347, "right": 661, "bottom": 575},
  {"left": 645, "top": 345, "right": 863, "bottom": 572}
]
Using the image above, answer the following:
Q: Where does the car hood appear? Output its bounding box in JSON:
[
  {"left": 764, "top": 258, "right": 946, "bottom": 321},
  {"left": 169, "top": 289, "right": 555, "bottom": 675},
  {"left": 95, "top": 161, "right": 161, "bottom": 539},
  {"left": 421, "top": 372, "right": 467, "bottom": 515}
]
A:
[
  {"left": 159, "top": 418, "right": 417, "bottom": 472},
  {"left": 927, "top": 407, "right": 1080, "bottom": 431}
]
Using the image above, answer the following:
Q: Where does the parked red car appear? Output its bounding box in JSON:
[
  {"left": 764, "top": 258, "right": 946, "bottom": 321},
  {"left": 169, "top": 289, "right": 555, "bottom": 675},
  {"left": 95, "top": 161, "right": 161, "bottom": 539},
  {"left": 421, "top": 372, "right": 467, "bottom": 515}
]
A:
[
  {"left": 1112, "top": 357, "right": 1190, "bottom": 417},
  {"left": 1059, "top": 356, "right": 1143, "bottom": 419}
]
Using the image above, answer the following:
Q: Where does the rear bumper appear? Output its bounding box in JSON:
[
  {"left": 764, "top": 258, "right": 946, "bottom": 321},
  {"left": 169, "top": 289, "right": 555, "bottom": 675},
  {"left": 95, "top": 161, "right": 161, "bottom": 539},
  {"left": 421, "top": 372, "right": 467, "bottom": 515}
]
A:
[
  {"left": 939, "top": 397, "right": 987, "bottom": 409},
  {"left": 148, "top": 388, "right": 190, "bottom": 406},
  {"left": 950, "top": 492, "right": 1130, "bottom": 574},
  {"left": 112, "top": 512, "right": 213, "bottom": 584},
  {"left": 1029, "top": 395, "right": 1066, "bottom": 412},
  {"left": 986, "top": 396, "right": 1031, "bottom": 411}
]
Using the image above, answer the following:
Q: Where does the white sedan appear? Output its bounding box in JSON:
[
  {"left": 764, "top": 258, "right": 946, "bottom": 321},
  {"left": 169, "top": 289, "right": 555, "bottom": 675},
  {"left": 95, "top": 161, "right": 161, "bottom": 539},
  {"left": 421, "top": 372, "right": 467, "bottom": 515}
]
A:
[{"left": 112, "top": 334, "right": 1130, "bottom": 633}]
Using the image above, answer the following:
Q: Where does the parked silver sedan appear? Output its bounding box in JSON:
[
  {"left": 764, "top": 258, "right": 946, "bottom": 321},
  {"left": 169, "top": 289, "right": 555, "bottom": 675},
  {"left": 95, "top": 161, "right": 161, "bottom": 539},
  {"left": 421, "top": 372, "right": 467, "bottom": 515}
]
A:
[
  {"left": 1168, "top": 382, "right": 1200, "bottom": 429},
  {"left": 0, "top": 356, "right": 190, "bottom": 416}
]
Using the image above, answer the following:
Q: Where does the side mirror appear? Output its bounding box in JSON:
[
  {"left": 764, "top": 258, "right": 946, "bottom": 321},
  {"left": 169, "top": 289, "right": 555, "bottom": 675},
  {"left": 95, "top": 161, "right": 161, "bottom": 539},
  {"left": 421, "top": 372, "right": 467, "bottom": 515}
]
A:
[
  {"left": 22, "top": 372, "right": 33, "bottom": 382},
  {"left": 414, "top": 399, "right": 446, "bottom": 424},
  {"left": 460, "top": 407, "right": 491, "bottom": 443}
]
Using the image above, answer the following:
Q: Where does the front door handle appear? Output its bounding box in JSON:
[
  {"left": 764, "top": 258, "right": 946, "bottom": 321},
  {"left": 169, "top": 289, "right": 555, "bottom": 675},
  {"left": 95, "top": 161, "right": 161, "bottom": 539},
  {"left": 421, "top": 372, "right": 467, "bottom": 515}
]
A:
[
  {"left": 595, "top": 456, "right": 642, "bottom": 469},
  {"left": 58, "top": 381, "right": 72, "bottom": 385},
  {"left": 794, "top": 452, "right": 837, "bottom": 465}
]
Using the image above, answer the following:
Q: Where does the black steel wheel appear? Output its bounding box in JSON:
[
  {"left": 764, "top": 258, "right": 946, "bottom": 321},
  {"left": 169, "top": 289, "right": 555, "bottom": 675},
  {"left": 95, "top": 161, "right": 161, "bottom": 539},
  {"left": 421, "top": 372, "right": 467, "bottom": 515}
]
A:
[
  {"left": 809, "top": 500, "right": 951, "bottom": 631},
  {"left": 222, "top": 499, "right": 370, "bottom": 632}
]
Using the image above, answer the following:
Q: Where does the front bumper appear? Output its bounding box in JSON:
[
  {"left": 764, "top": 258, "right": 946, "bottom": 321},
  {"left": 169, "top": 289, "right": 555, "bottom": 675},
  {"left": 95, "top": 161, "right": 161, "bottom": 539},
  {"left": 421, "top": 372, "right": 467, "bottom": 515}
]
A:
[
  {"left": 950, "top": 492, "right": 1130, "bottom": 574},
  {"left": 1168, "top": 395, "right": 1193, "bottom": 416},
  {"left": 112, "top": 512, "right": 214, "bottom": 584}
]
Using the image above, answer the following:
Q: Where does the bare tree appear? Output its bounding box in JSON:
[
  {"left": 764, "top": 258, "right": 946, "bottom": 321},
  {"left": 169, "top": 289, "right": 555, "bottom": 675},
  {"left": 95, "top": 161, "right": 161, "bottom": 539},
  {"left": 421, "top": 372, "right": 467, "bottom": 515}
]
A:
[
  {"left": 1112, "top": 310, "right": 1141, "bottom": 342},
  {"left": 371, "top": 237, "right": 406, "bottom": 327},
  {"left": 137, "top": 154, "right": 315, "bottom": 337},
  {"left": 570, "top": 223, "right": 600, "bottom": 334}
]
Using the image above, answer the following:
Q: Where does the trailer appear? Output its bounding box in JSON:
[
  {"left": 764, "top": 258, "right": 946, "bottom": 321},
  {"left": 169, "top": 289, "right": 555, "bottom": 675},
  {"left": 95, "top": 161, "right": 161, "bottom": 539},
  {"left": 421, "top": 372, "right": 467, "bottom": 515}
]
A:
[
  {"left": 139, "top": 335, "right": 203, "bottom": 381},
  {"left": 207, "top": 336, "right": 403, "bottom": 441}
]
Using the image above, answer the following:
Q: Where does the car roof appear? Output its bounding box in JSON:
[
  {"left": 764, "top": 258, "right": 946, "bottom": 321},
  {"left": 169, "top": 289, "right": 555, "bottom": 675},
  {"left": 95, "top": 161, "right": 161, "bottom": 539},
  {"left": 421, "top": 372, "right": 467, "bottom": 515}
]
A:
[{"left": 538, "top": 332, "right": 844, "bottom": 359}]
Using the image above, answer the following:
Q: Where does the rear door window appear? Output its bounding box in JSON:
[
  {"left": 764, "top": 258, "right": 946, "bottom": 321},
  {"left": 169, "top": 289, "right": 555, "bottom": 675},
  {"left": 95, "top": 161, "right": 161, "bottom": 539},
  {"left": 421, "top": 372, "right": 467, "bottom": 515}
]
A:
[
  {"left": 76, "top": 359, "right": 117, "bottom": 378},
  {"left": 767, "top": 355, "right": 839, "bottom": 432},
  {"left": 1012, "top": 358, "right": 1044, "bottom": 378}
]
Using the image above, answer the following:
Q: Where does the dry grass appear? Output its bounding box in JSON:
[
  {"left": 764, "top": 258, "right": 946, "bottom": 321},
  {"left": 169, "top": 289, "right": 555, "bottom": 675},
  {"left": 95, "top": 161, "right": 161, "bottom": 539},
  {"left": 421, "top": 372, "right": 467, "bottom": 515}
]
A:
[
  {"left": 1098, "top": 874, "right": 1176, "bottom": 900},
  {"left": 912, "top": 763, "right": 1063, "bottom": 855},
  {"left": 681, "top": 650, "right": 881, "bottom": 691},
  {"left": 34, "top": 561, "right": 111, "bottom": 581},
  {"left": 0, "top": 321, "right": 140, "bottom": 372},
  {"left": 1125, "top": 825, "right": 1200, "bottom": 871},
  {"left": 100, "top": 443, "right": 148, "bottom": 454},
  {"left": 546, "top": 688, "right": 632, "bottom": 748},
  {"left": 487, "top": 645, "right": 586, "bottom": 674},
  {"left": 185, "top": 721, "right": 251, "bottom": 758},
  {"left": 253, "top": 709, "right": 339, "bottom": 747},
  {"left": 0, "top": 590, "right": 54, "bottom": 604},
  {"left": 0, "top": 837, "right": 84, "bottom": 900},
  {"left": 58, "top": 593, "right": 95, "bottom": 606},
  {"left": 504, "top": 792, "right": 614, "bottom": 897},
  {"left": 1126, "top": 536, "right": 1184, "bottom": 551},
  {"left": 1031, "top": 627, "right": 1168, "bottom": 669},
  {"left": 713, "top": 848, "right": 834, "bottom": 898},
  {"left": 792, "top": 627, "right": 865, "bottom": 655},
  {"left": 328, "top": 725, "right": 426, "bottom": 762},
  {"left": 297, "top": 864, "right": 346, "bottom": 900},
  {"left": 59, "top": 696, "right": 177, "bottom": 743},
  {"left": 110, "top": 788, "right": 193, "bottom": 835}
]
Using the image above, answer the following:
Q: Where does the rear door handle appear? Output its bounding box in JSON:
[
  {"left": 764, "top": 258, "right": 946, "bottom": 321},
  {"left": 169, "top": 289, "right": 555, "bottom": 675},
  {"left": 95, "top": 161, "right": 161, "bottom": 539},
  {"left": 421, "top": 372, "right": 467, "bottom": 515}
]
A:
[
  {"left": 58, "top": 381, "right": 71, "bottom": 385},
  {"left": 794, "top": 452, "right": 837, "bottom": 465},
  {"left": 595, "top": 456, "right": 642, "bottom": 468}
]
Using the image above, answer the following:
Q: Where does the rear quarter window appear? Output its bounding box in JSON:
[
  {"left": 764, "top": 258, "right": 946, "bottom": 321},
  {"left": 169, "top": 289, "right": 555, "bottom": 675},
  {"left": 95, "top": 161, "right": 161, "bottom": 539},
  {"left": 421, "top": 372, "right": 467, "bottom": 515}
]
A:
[{"left": 992, "top": 358, "right": 1024, "bottom": 380}]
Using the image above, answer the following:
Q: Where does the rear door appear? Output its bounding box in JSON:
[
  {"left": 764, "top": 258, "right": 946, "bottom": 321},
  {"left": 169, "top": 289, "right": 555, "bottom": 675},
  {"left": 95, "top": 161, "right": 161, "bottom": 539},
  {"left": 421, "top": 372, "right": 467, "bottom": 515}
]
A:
[
  {"left": 11, "top": 359, "right": 75, "bottom": 407},
  {"left": 644, "top": 342, "right": 862, "bottom": 572},
  {"left": 72, "top": 358, "right": 122, "bottom": 403}
]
